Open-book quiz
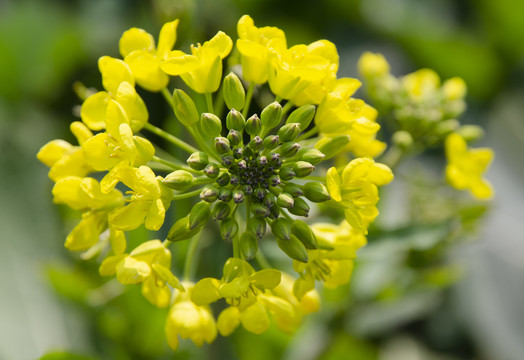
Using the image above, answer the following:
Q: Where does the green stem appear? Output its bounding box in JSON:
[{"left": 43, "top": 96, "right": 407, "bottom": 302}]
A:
[
  {"left": 232, "top": 234, "right": 240, "bottom": 258},
  {"left": 152, "top": 155, "right": 198, "bottom": 173},
  {"left": 205, "top": 92, "right": 214, "bottom": 114},
  {"left": 242, "top": 82, "right": 255, "bottom": 118},
  {"left": 183, "top": 232, "right": 202, "bottom": 281},
  {"left": 171, "top": 188, "right": 202, "bottom": 201},
  {"left": 281, "top": 209, "right": 294, "bottom": 221},
  {"left": 187, "top": 125, "right": 221, "bottom": 162},
  {"left": 282, "top": 101, "right": 294, "bottom": 116},
  {"left": 255, "top": 251, "right": 272, "bottom": 269},
  {"left": 143, "top": 123, "right": 198, "bottom": 154},
  {"left": 275, "top": 95, "right": 282, "bottom": 102},
  {"left": 161, "top": 88, "right": 175, "bottom": 110},
  {"left": 297, "top": 126, "right": 319, "bottom": 142},
  {"left": 306, "top": 175, "right": 326, "bottom": 182}
]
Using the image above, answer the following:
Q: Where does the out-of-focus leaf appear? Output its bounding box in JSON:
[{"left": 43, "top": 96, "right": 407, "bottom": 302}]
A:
[
  {"left": 39, "top": 351, "right": 97, "bottom": 360},
  {"left": 319, "top": 334, "right": 378, "bottom": 360},
  {"left": 46, "top": 265, "right": 97, "bottom": 304}
]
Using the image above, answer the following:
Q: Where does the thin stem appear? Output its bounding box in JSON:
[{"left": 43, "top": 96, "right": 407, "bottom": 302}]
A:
[
  {"left": 255, "top": 251, "right": 272, "bottom": 269},
  {"left": 183, "top": 232, "right": 202, "bottom": 281},
  {"left": 306, "top": 175, "right": 326, "bottom": 182},
  {"left": 275, "top": 95, "right": 282, "bottom": 103},
  {"left": 297, "top": 126, "right": 319, "bottom": 142},
  {"left": 281, "top": 209, "right": 294, "bottom": 221},
  {"left": 152, "top": 155, "right": 198, "bottom": 173},
  {"left": 282, "top": 101, "right": 294, "bottom": 117},
  {"left": 242, "top": 82, "right": 255, "bottom": 118},
  {"left": 171, "top": 188, "right": 202, "bottom": 201},
  {"left": 205, "top": 92, "right": 214, "bottom": 114},
  {"left": 161, "top": 88, "right": 175, "bottom": 110},
  {"left": 143, "top": 123, "right": 198, "bottom": 154},
  {"left": 232, "top": 234, "right": 240, "bottom": 258}
]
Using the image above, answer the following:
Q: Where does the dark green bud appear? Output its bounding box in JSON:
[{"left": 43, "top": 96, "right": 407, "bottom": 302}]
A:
[
  {"left": 220, "top": 218, "right": 239, "bottom": 241},
  {"left": 291, "top": 220, "right": 318, "bottom": 249},
  {"left": 263, "top": 192, "right": 277, "bottom": 209},
  {"left": 289, "top": 197, "right": 310, "bottom": 217},
  {"left": 200, "top": 113, "right": 222, "bottom": 138},
  {"left": 187, "top": 151, "right": 209, "bottom": 171},
  {"left": 278, "top": 123, "right": 301, "bottom": 142},
  {"left": 277, "top": 193, "right": 294, "bottom": 208},
  {"left": 276, "top": 234, "right": 308, "bottom": 263},
  {"left": 269, "top": 175, "right": 281, "bottom": 186},
  {"left": 214, "top": 137, "right": 231, "bottom": 154},
  {"left": 293, "top": 161, "right": 315, "bottom": 178},
  {"left": 286, "top": 104, "right": 315, "bottom": 130},
  {"left": 279, "top": 166, "right": 295, "bottom": 181},
  {"left": 251, "top": 203, "right": 270, "bottom": 217},
  {"left": 233, "top": 147, "right": 244, "bottom": 159},
  {"left": 167, "top": 216, "right": 199, "bottom": 242},
  {"left": 233, "top": 189, "right": 244, "bottom": 203},
  {"left": 203, "top": 163, "right": 220, "bottom": 179},
  {"left": 243, "top": 146, "right": 254, "bottom": 158},
  {"left": 245, "top": 114, "right": 261, "bottom": 136},
  {"left": 163, "top": 170, "right": 194, "bottom": 191},
  {"left": 221, "top": 154, "right": 235, "bottom": 167},
  {"left": 243, "top": 185, "right": 253, "bottom": 196},
  {"left": 248, "top": 136, "right": 263, "bottom": 152},
  {"left": 172, "top": 89, "right": 199, "bottom": 127},
  {"left": 315, "top": 135, "right": 350, "bottom": 159},
  {"left": 283, "top": 183, "right": 303, "bottom": 198},
  {"left": 303, "top": 182, "right": 330, "bottom": 202},
  {"left": 239, "top": 232, "right": 258, "bottom": 260},
  {"left": 227, "top": 129, "right": 242, "bottom": 146},
  {"left": 253, "top": 188, "right": 266, "bottom": 202},
  {"left": 216, "top": 172, "right": 230, "bottom": 186},
  {"left": 299, "top": 148, "right": 325, "bottom": 165},
  {"left": 263, "top": 135, "right": 280, "bottom": 150},
  {"left": 212, "top": 201, "right": 231, "bottom": 221},
  {"left": 281, "top": 142, "right": 300, "bottom": 157},
  {"left": 268, "top": 203, "right": 280, "bottom": 219},
  {"left": 268, "top": 153, "right": 281, "bottom": 166},
  {"left": 223, "top": 72, "right": 246, "bottom": 111},
  {"left": 261, "top": 101, "right": 282, "bottom": 130},
  {"left": 200, "top": 186, "right": 219, "bottom": 202},
  {"left": 271, "top": 217, "right": 292, "bottom": 241},
  {"left": 269, "top": 186, "right": 283, "bottom": 196},
  {"left": 249, "top": 217, "right": 267, "bottom": 239},
  {"left": 189, "top": 201, "right": 211, "bottom": 230},
  {"left": 218, "top": 188, "right": 232, "bottom": 202},
  {"left": 226, "top": 108, "right": 245, "bottom": 132}
]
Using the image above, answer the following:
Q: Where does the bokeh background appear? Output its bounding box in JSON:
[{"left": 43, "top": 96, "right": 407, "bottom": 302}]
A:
[{"left": 1, "top": 0, "right": 524, "bottom": 359}]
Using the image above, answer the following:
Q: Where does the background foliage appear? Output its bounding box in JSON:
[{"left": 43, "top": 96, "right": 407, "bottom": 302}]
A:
[{"left": 1, "top": 0, "right": 524, "bottom": 359}]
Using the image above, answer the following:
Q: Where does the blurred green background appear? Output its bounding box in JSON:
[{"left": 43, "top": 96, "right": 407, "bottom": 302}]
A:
[{"left": 1, "top": 0, "right": 524, "bottom": 359}]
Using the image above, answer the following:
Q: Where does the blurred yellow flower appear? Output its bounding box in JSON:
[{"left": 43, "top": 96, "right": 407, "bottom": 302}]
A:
[{"left": 358, "top": 51, "right": 390, "bottom": 78}]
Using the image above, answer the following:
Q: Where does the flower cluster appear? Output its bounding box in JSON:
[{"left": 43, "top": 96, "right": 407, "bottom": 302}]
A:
[{"left": 37, "top": 15, "right": 494, "bottom": 352}]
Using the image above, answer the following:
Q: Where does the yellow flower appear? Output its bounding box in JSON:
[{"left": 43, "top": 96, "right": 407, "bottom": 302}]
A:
[
  {"left": 161, "top": 31, "right": 233, "bottom": 93},
  {"left": 52, "top": 176, "right": 124, "bottom": 251},
  {"left": 445, "top": 133, "right": 494, "bottom": 200},
  {"left": 357, "top": 52, "right": 390, "bottom": 78},
  {"left": 236, "top": 14, "right": 286, "bottom": 84},
  {"left": 326, "top": 158, "right": 393, "bottom": 233},
  {"left": 165, "top": 283, "right": 217, "bottom": 350},
  {"left": 37, "top": 122, "right": 93, "bottom": 182},
  {"left": 401, "top": 68, "right": 440, "bottom": 102},
  {"left": 100, "top": 240, "right": 183, "bottom": 308},
  {"left": 293, "top": 221, "right": 366, "bottom": 299},
  {"left": 119, "top": 20, "right": 179, "bottom": 92},
  {"left": 108, "top": 165, "right": 172, "bottom": 231},
  {"left": 80, "top": 56, "right": 148, "bottom": 132},
  {"left": 315, "top": 79, "right": 386, "bottom": 158},
  {"left": 81, "top": 100, "right": 154, "bottom": 191}
]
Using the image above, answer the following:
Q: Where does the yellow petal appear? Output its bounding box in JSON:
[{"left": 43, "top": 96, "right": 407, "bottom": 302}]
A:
[
  {"left": 119, "top": 27, "right": 155, "bottom": 58},
  {"left": 217, "top": 306, "right": 240, "bottom": 336},
  {"left": 250, "top": 269, "right": 281, "bottom": 290},
  {"left": 326, "top": 167, "right": 342, "bottom": 202},
  {"left": 65, "top": 212, "right": 105, "bottom": 251},
  {"left": 109, "top": 227, "right": 126, "bottom": 255},
  {"left": 52, "top": 177, "right": 88, "bottom": 210},
  {"left": 37, "top": 140, "right": 74, "bottom": 167},
  {"left": 191, "top": 278, "right": 222, "bottom": 305},
  {"left": 157, "top": 19, "right": 179, "bottom": 58},
  {"left": 124, "top": 51, "right": 169, "bottom": 92},
  {"left": 145, "top": 198, "right": 165, "bottom": 231},
  {"left": 109, "top": 201, "right": 148, "bottom": 231},
  {"left": 116, "top": 256, "right": 151, "bottom": 284},
  {"left": 160, "top": 51, "right": 199, "bottom": 75},
  {"left": 98, "top": 56, "right": 134, "bottom": 94},
  {"left": 105, "top": 100, "right": 130, "bottom": 139},
  {"left": 80, "top": 91, "right": 110, "bottom": 131},
  {"left": 115, "top": 81, "right": 149, "bottom": 131},
  {"left": 48, "top": 149, "right": 91, "bottom": 182},
  {"left": 142, "top": 276, "right": 171, "bottom": 308},
  {"left": 240, "top": 301, "right": 270, "bottom": 334},
  {"left": 70, "top": 122, "right": 93, "bottom": 145},
  {"left": 81, "top": 133, "right": 118, "bottom": 171},
  {"left": 202, "top": 31, "right": 233, "bottom": 59},
  {"left": 99, "top": 254, "right": 127, "bottom": 276}
]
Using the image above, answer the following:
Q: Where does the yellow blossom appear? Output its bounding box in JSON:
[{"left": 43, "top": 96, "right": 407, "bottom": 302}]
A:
[
  {"left": 401, "top": 68, "right": 440, "bottom": 102},
  {"left": 236, "top": 14, "right": 286, "bottom": 84},
  {"left": 119, "top": 20, "right": 179, "bottom": 92},
  {"left": 445, "top": 133, "right": 494, "bottom": 200},
  {"left": 161, "top": 31, "right": 233, "bottom": 93},
  {"left": 357, "top": 51, "right": 390, "bottom": 78},
  {"left": 326, "top": 158, "right": 393, "bottom": 233}
]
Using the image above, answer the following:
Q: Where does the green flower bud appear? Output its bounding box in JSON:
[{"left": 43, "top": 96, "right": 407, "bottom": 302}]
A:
[
  {"left": 168, "top": 216, "right": 199, "bottom": 242},
  {"left": 223, "top": 72, "right": 246, "bottom": 110},
  {"left": 249, "top": 217, "right": 267, "bottom": 239},
  {"left": 214, "top": 137, "right": 231, "bottom": 154},
  {"left": 251, "top": 203, "right": 270, "bottom": 217},
  {"left": 263, "top": 192, "right": 277, "bottom": 208},
  {"left": 269, "top": 186, "right": 283, "bottom": 196},
  {"left": 226, "top": 109, "right": 245, "bottom": 132},
  {"left": 189, "top": 201, "right": 211, "bottom": 230},
  {"left": 299, "top": 148, "right": 325, "bottom": 165},
  {"left": 303, "top": 182, "right": 330, "bottom": 202},
  {"left": 261, "top": 101, "right": 282, "bottom": 131},
  {"left": 220, "top": 218, "right": 239, "bottom": 241},
  {"left": 279, "top": 166, "right": 295, "bottom": 181},
  {"left": 286, "top": 105, "right": 315, "bottom": 130},
  {"left": 221, "top": 154, "right": 235, "bottom": 167},
  {"left": 218, "top": 188, "right": 232, "bottom": 202},
  {"left": 391, "top": 130, "right": 413, "bottom": 150},
  {"left": 248, "top": 136, "right": 263, "bottom": 152},
  {"left": 281, "top": 142, "right": 300, "bottom": 157},
  {"left": 289, "top": 197, "right": 310, "bottom": 217},
  {"left": 293, "top": 161, "right": 315, "bottom": 178},
  {"left": 278, "top": 123, "right": 301, "bottom": 142},
  {"left": 315, "top": 135, "right": 350, "bottom": 159},
  {"left": 263, "top": 135, "right": 280, "bottom": 150},
  {"left": 276, "top": 234, "right": 308, "bottom": 263},
  {"left": 271, "top": 217, "right": 292, "bottom": 241},
  {"left": 291, "top": 220, "right": 318, "bottom": 249},
  {"left": 458, "top": 125, "right": 484, "bottom": 142},
  {"left": 187, "top": 151, "right": 209, "bottom": 171},
  {"left": 277, "top": 193, "right": 294, "bottom": 208},
  {"left": 268, "top": 203, "right": 280, "bottom": 220},
  {"left": 212, "top": 201, "right": 231, "bottom": 221},
  {"left": 172, "top": 89, "right": 199, "bottom": 127},
  {"left": 233, "top": 189, "right": 244, "bottom": 203},
  {"left": 200, "top": 186, "right": 219, "bottom": 202},
  {"left": 227, "top": 129, "right": 242, "bottom": 146},
  {"left": 163, "top": 170, "right": 194, "bottom": 191},
  {"left": 435, "top": 119, "right": 460, "bottom": 136},
  {"left": 283, "top": 183, "right": 303, "bottom": 198},
  {"left": 269, "top": 175, "right": 281, "bottom": 186},
  {"left": 245, "top": 114, "right": 261, "bottom": 136},
  {"left": 239, "top": 232, "right": 258, "bottom": 260},
  {"left": 200, "top": 113, "right": 222, "bottom": 139},
  {"left": 216, "top": 172, "right": 230, "bottom": 186},
  {"left": 203, "top": 163, "right": 220, "bottom": 179}
]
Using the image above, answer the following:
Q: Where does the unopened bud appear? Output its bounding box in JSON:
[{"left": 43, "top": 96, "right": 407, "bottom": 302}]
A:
[
  {"left": 220, "top": 218, "right": 239, "bottom": 241},
  {"left": 283, "top": 183, "right": 303, "bottom": 198},
  {"left": 233, "top": 147, "right": 244, "bottom": 159},
  {"left": 293, "top": 161, "right": 315, "bottom": 178},
  {"left": 268, "top": 204, "right": 280, "bottom": 220},
  {"left": 457, "top": 125, "right": 484, "bottom": 142},
  {"left": 221, "top": 154, "right": 235, "bottom": 167},
  {"left": 200, "top": 113, "right": 222, "bottom": 139},
  {"left": 227, "top": 129, "right": 242, "bottom": 146},
  {"left": 253, "top": 188, "right": 266, "bottom": 202},
  {"left": 239, "top": 232, "right": 258, "bottom": 260},
  {"left": 263, "top": 192, "right": 277, "bottom": 209},
  {"left": 436, "top": 119, "right": 460, "bottom": 136},
  {"left": 163, "top": 170, "right": 194, "bottom": 191},
  {"left": 289, "top": 197, "right": 310, "bottom": 217},
  {"left": 226, "top": 109, "right": 245, "bottom": 132},
  {"left": 300, "top": 148, "right": 325, "bottom": 165},
  {"left": 269, "top": 175, "right": 281, "bottom": 186},
  {"left": 261, "top": 101, "right": 282, "bottom": 131},
  {"left": 248, "top": 136, "right": 263, "bottom": 152},
  {"left": 303, "top": 182, "right": 330, "bottom": 202},
  {"left": 249, "top": 217, "right": 267, "bottom": 239},
  {"left": 212, "top": 201, "right": 231, "bottom": 221},
  {"left": 216, "top": 172, "right": 230, "bottom": 186},
  {"left": 392, "top": 130, "right": 413, "bottom": 150},
  {"left": 263, "top": 135, "right": 280, "bottom": 150},
  {"left": 271, "top": 218, "right": 292, "bottom": 241},
  {"left": 277, "top": 193, "right": 294, "bottom": 208},
  {"left": 278, "top": 123, "right": 301, "bottom": 142},
  {"left": 200, "top": 186, "right": 219, "bottom": 202},
  {"left": 279, "top": 166, "right": 295, "bottom": 181},
  {"left": 214, "top": 137, "right": 231, "bottom": 154},
  {"left": 251, "top": 203, "right": 270, "bottom": 217},
  {"left": 245, "top": 114, "right": 261, "bottom": 136},
  {"left": 223, "top": 72, "right": 246, "bottom": 110},
  {"left": 189, "top": 201, "right": 211, "bottom": 230},
  {"left": 218, "top": 188, "right": 232, "bottom": 202},
  {"left": 315, "top": 135, "right": 350, "bottom": 159},
  {"left": 291, "top": 220, "right": 318, "bottom": 249},
  {"left": 281, "top": 142, "right": 300, "bottom": 157},
  {"left": 286, "top": 105, "right": 315, "bottom": 130},
  {"left": 172, "top": 89, "right": 199, "bottom": 127},
  {"left": 203, "top": 163, "right": 220, "bottom": 179},
  {"left": 276, "top": 234, "right": 308, "bottom": 263},
  {"left": 243, "top": 185, "right": 253, "bottom": 196},
  {"left": 233, "top": 189, "right": 244, "bottom": 203},
  {"left": 187, "top": 151, "right": 209, "bottom": 171},
  {"left": 168, "top": 216, "right": 199, "bottom": 242}
]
